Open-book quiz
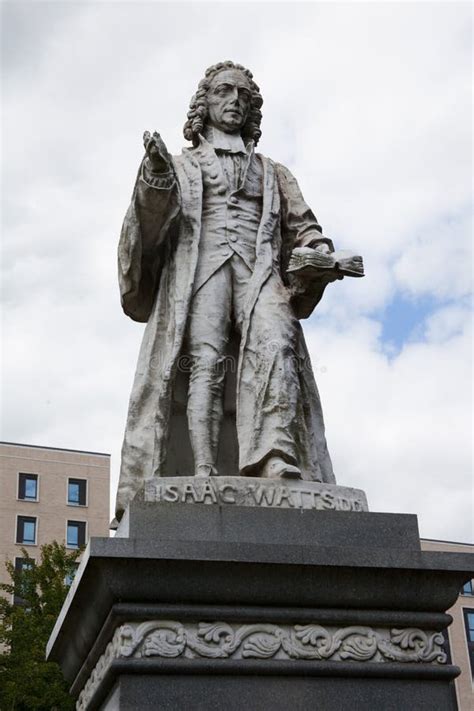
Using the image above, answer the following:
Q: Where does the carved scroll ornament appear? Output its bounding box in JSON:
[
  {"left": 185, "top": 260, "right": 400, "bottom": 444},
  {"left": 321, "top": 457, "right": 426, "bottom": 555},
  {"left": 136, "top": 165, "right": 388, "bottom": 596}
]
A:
[{"left": 77, "top": 620, "right": 446, "bottom": 710}]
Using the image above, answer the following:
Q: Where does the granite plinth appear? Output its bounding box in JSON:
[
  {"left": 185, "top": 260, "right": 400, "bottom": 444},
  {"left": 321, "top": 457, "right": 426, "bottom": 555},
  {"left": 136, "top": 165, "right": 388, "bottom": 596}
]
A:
[
  {"left": 100, "top": 675, "right": 457, "bottom": 711},
  {"left": 47, "top": 504, "right": 473, "bottom": 710}
]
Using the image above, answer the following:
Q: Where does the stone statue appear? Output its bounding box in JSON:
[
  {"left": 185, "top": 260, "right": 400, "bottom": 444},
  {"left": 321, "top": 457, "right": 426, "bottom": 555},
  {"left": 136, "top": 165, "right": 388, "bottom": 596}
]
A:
[{"left": 115, "top": 61, "right": 363, "bottom": 520}]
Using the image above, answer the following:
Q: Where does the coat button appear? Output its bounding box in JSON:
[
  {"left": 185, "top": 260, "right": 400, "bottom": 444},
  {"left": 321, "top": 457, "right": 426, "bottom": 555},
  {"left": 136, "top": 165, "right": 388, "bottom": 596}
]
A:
[
  {"left": 229, "top": 196, "right": 238, "bottom": 204},
  {"left": 217, "top": 186, "right": 226, "bottom": 195},
  {"left": 210, "top": 172, "right": 218, "bottom": 179},
  {"left": 229, "top": 234, "right": 237, "bottom": 242}
]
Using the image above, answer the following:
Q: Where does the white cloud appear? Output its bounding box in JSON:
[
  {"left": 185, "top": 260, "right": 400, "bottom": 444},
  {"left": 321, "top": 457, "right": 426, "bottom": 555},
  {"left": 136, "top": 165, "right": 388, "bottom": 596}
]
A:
[
  {"left": 1, "top": 1, "right": 472, "bottom": 541},
  {"left": 393, "top": 212, "right": 472, "bottom": 300},
  {"left": 423, "top": 301, "right": 471, "bottom": 343},
  {"left": 305, "top": 308, "right": 472, "bottom": 540}
]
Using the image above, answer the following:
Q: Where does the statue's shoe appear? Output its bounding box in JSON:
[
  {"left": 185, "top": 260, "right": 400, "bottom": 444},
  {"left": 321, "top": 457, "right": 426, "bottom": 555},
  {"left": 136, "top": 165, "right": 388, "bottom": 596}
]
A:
[
  {"left": 261, "top": 456, "right": 302, "bottom": 480},
  {"left": 195, "top": 464, "right": 218, "bottom": 477}
]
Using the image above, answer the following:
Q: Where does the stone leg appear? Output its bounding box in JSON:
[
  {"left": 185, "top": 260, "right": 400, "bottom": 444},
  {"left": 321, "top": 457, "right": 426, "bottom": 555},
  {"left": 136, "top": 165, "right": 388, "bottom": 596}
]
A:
[
  {"left": 186, "top": 262, "right": 232, "bottom": 473},
  {"left": 234, "top": 266, "right": 301, "bottom": 474}
]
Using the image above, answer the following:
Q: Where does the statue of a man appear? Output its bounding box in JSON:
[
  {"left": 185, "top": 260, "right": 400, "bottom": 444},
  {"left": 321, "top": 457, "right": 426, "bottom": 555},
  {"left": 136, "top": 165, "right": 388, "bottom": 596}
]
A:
[{"left": 115, "top": 61, "right": 338, "bottom": 519}]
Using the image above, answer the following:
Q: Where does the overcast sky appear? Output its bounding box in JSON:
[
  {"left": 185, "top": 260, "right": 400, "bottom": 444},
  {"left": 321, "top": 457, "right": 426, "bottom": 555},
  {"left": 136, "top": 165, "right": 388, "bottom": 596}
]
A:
[{"left": 1, "top": 1, "right": 472, "bottom": 541}]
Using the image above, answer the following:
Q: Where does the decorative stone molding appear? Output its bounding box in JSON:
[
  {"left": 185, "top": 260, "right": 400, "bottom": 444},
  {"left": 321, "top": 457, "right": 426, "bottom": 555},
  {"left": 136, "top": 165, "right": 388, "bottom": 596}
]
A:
[{"left": 77, "top": 620, "right": 446, "bottom": 709}]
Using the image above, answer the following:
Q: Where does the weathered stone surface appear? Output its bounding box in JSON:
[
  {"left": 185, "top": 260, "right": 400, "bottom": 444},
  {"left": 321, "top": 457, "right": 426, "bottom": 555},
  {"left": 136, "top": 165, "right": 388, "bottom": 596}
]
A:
[
  {"left": 140, "top": 476, "right": 368, "bottom": 512},
  {"left": 115, "top": 60, "right": 365, "bottom": 518}
]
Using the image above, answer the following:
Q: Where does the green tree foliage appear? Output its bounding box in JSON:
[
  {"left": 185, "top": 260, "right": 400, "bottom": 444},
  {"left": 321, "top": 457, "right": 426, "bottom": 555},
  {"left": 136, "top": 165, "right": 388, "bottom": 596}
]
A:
[{"left": 0, "top": 542, "right": 81, "bottom": 710}]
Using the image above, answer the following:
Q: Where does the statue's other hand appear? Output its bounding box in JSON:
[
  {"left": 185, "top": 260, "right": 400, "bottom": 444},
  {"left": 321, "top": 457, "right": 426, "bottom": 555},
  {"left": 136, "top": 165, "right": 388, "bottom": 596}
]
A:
[
  {"left": 314, "top": 242, "right": 332, "bottom": 255},
  {"left": 143, "top": 130, "right": 172, "bottom": 173}
]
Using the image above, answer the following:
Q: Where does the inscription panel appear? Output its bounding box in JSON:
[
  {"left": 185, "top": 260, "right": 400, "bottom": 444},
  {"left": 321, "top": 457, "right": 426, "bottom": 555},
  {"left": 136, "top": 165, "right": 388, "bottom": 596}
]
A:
[{"left": 142, "top": 476, "right": 369, "bottom": 512}]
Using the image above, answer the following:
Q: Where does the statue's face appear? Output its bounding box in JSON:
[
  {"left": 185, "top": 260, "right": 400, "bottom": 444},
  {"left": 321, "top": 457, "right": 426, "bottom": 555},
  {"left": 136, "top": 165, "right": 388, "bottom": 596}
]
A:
[{"left": 206, "top": 69, "right": 252, "bottom": 134}]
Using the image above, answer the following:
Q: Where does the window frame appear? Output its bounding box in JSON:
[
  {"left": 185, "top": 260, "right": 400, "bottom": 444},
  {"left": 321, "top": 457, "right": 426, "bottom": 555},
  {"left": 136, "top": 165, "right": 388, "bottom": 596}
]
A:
[
  {"left": 64, "top": 562, "right": 79, "bottom": 587},
  {"left": 67, "top": 477, "right": 88, "bottom": 507},
  {"left": 13, "top": 556, "right": 35, "bottom": 606},
  {"left": 17, "top": 472, "right": 39, "bottom": 502},
  {"left": 15, "top": 515, "right": 38, "bottom": 546},
  {"left": 461, "top": 579, "right": 474, "bottom": 596},
  {"left": 462, "top": 607, "right": 474, "bottom": 678},
  {"left": 66, "top": 519, "right": 87, "bottom": 549}
]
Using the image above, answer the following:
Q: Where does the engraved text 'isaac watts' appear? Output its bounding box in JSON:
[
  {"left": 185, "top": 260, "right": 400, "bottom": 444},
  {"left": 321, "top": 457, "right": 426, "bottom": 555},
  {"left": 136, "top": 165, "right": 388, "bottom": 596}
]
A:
[{"left": 115, "top": 61, "right": 364, "bottom": 519}]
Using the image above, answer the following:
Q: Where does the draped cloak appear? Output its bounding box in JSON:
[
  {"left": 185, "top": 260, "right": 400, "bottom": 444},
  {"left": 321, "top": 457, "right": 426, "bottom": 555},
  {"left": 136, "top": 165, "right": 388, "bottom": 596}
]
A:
[{"left": 116, "top": 144, "right": 336, "bottom": 518}]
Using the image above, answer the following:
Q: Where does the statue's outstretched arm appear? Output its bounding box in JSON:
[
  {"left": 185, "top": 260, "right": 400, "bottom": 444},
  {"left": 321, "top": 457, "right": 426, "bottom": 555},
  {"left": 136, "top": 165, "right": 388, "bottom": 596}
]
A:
[
  {"left": 118, "top": 132, "right": 180, "bottom": 323},
  {"left": 135, "top": 131, "right": 180, "bottom": 255}
]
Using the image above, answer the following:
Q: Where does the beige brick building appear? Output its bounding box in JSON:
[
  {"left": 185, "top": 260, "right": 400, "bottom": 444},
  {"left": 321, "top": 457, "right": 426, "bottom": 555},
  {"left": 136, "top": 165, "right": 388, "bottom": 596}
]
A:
[
  {"left": 421, "top": 539, "right": 474, "bottom": 711},
  {"left": 0, "top": 441, "right": 110, "bottom": 590}
]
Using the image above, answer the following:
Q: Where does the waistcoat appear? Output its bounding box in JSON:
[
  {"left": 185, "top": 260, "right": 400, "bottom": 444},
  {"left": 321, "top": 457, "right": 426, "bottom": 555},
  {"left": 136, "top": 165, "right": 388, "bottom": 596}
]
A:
[{"left": 191, "top": 138, "right": 264, "bottom": 293}]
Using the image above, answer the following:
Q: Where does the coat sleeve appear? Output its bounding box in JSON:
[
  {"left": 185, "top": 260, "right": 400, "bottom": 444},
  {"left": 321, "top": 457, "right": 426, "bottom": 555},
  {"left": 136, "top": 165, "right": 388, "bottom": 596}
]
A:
[
  {"left": 275, "top": 163, "right": 334, "bottom": 252},
  {"left": 118, "top": 158, "right": 180, "bottom": 322},
  {"left": 275, "top": 163, "right": 336, "bottom": 319}
]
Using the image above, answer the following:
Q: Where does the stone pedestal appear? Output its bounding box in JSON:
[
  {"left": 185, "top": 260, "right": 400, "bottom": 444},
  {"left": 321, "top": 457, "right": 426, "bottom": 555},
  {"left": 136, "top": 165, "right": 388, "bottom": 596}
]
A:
[{"left": 47, "top": 500, "right": 473, "bottom": 710}]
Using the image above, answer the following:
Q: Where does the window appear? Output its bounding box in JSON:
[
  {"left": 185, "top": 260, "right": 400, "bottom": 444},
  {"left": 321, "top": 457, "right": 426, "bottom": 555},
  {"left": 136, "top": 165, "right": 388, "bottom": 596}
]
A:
[
  {"left": 16, "top": 516, "right": 37, "bottom": 545},
  {"left": 464, "top": 609, "right": 474, "bottom": 677},
  {"left": 461, "top": 580, "right": 474, "bottom": 596},
  {"left": 18, "top": 473, "right": 38, "bottom": 501},
  {"left": 15, "top": 557, "right": 34, "bottom": 573},
  {"left": 66, "top": 520, "right": 86, "bottom": 548},
  {"left": 67, "top": 478, "right": 87, "bottom": 506},
  {"left": 14, "top": 557, "right": 34, "bottom": 606},
  {"left": 64, "top": 562, "right": 79, "bottom": 587}
]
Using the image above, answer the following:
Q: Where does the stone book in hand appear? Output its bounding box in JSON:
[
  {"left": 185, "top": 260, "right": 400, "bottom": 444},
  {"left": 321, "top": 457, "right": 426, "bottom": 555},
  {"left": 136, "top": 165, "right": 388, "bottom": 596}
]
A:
[{"left": 287, "top": 247, "right": 365, "bottom": 279}]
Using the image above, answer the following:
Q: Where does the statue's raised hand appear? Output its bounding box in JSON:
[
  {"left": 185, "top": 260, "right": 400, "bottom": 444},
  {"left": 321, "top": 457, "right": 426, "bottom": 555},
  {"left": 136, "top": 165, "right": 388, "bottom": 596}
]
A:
[{"left": 143, "top": 131, "right": 172, "bottom": 173}]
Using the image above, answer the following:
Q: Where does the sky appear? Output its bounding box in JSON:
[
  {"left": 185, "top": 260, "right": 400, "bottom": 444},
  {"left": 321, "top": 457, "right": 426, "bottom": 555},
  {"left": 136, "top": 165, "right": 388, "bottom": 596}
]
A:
[{"left": 1, "top": 1, "right": 472, "bottom": 541}]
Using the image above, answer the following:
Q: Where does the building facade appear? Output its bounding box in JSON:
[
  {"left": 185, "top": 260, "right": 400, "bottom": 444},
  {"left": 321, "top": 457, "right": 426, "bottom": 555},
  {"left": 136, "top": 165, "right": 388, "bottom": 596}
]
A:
[
  {"left": 0, "top": 441, "right": 110, "bottom": 590},
  {"left": 421, "top": 539, "right": 474, "bottom": 711}
]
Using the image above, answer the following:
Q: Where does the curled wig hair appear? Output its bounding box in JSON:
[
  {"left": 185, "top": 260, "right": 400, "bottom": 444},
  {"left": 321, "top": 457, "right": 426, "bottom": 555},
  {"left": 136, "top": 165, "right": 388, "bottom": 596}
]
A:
[{"left": 183, "top": 61, "right": 263, "bottom": 146}]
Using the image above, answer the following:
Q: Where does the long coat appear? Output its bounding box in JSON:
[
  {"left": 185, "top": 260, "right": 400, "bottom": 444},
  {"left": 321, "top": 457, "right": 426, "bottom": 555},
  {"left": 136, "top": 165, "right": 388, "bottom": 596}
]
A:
[{"left": 115, "top": 143, "right": 335, "bottom": 517}]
